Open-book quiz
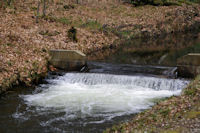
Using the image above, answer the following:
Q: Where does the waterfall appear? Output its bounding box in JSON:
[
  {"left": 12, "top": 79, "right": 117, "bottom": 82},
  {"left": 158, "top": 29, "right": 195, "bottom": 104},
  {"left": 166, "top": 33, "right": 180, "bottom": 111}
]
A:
[
  {"left": 21, "top": 73, "right": 189, "bottom": 125},
  {"left": 50, "top": 73, "right": 188, "bottom": 90}
]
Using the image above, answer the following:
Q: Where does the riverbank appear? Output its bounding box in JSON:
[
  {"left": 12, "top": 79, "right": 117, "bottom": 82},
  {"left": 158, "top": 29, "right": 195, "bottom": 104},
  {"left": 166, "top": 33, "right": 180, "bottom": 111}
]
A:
[
  {"left": 0, "top": 1, "right": 200, "bottom": 93},
  {"left": 105, "top": 75, "right": 200, "bottom": 132}
]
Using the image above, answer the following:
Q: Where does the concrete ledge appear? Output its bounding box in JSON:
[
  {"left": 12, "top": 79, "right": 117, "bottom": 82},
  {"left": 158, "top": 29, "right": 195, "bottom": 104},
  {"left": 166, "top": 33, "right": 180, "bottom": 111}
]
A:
[
  {"left": 177, "top": 53, "right": 200, "bottom": 66},
  {"left": 177, "top": 53, "right": 200, "bottom": 78},
  {"left": 177, "top": 65, "right": 200, "bottom": 78},
  {"left": 49, "top": 50, "right": 87, "bottom": 71}
]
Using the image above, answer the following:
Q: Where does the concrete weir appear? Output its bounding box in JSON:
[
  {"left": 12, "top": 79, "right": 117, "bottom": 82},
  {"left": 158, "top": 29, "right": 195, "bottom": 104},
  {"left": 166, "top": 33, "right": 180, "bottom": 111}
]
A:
[
  {"left": 49, "top": 50, "right": 87, "bottom": 71},
  {"left": 177, "top": 53, "right": 200, "bottom": 78}
]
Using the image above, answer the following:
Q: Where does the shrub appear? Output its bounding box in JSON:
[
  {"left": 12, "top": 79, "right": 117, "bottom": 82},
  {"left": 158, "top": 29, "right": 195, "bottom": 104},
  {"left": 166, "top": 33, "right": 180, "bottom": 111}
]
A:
[{"left": 68, "top": 27, "right": 78, "bottom": 42}]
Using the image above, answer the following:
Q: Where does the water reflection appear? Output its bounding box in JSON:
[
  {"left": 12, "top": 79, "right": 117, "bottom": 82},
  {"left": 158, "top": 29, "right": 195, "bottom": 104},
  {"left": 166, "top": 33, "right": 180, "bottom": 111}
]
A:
[{"left": 89, "top": 32, "right": 200, "bottom": 66}]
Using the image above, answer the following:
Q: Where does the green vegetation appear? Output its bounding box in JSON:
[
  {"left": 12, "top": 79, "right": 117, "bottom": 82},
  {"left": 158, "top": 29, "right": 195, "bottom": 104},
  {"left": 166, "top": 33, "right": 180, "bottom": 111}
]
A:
[
  {"left": 159, "top": 108, "right": 170, "bottom": 117},
  {"left": 184, "top": 75, "right": 200, "bottom": 96},
  {"left": 184, "top": 87, "right": 197, "bottom": 96},
  {"left": 81, "top": 20, "right": 102, "bottom": 31},
  {"left": 7, "top": 61, "right": 12, "bottom": 66},
  {"left": 117, "top": 30, "right": 133, "bottom": 38},
  {"left": 43, "top": 16, "right": 102, "bottom": 31},
  {"left": 57, "top": 17, "right": 71, "bottom": 25}
]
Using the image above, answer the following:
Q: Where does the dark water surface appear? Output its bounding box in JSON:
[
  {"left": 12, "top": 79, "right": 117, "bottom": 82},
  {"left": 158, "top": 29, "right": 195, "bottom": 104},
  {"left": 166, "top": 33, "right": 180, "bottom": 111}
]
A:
[
  {"left": 0, "top": 33, "right": 200, "bottom": 133},
  {"left": 90, "top": 32, "right": 200, "bottom": 66}
]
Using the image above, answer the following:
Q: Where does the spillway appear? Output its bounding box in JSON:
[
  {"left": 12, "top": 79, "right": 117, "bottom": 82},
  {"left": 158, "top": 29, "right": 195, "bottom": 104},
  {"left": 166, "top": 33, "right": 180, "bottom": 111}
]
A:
[{"left": 12, "top": 72, "right": 189, "bottom": 133}]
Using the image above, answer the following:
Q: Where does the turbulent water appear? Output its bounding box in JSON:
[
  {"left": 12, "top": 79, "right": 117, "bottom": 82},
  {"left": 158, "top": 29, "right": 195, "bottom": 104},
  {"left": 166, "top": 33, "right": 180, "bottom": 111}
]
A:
[{"left": 9, "top": 72, "right": 189, "bottom": 133}]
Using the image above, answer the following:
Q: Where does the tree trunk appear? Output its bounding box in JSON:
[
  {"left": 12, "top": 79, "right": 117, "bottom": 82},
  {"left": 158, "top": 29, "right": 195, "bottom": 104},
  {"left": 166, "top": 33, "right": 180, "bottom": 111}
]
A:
[
  {"left": 7, "top": 0, "right": 12, "bottom": 6},
  {"left": 43, "top": 0, "right": 46, "bottom": 17},
  {"left": 36, "top": 0, "right": 40, "bottom": 23}
]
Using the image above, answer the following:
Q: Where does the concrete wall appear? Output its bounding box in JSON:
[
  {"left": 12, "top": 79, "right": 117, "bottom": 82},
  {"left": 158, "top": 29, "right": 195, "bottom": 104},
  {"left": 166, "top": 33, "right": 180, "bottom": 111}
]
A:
[
  {"left": 49, "top": 50, "right": 87, "bottom": 71},
  {"left": 177, "top": 53, "right": 200, "bottom": 78}
]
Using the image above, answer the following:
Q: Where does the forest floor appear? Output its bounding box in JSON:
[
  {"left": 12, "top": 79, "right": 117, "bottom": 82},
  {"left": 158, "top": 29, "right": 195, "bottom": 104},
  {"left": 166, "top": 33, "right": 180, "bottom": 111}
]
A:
[{"left": 0, "top": 0, "right": 200, "bottom": 132}]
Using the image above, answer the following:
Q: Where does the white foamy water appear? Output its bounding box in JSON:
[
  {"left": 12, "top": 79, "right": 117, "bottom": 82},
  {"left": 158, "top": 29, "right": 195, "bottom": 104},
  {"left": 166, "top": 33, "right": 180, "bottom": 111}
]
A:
[{"left": 22, "top": 73, "right": 189, "bottom": 123}]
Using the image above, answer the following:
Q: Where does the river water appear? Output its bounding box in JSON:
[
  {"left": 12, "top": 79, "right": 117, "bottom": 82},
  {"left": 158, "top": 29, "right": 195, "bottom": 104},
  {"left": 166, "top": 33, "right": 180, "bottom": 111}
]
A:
[{"left": 0, "top": 33, "right": 200, "bottom": 133}]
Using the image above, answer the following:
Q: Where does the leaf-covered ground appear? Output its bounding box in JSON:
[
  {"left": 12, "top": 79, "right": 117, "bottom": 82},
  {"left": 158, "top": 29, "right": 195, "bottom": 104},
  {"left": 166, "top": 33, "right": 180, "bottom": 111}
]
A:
[
  {"left": 105, "top": 75, "right": 200, "bottom": 133},
  {"left": 0, "top": 0, "right": 200, "bottom": 94}
]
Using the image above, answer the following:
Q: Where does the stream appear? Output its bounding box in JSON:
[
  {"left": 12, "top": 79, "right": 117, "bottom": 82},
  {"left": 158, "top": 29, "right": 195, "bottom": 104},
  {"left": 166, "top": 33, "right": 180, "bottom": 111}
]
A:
[{"left": 0, "top": 32, "right": 200, "bottom": 133}]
